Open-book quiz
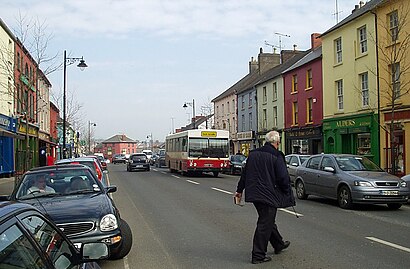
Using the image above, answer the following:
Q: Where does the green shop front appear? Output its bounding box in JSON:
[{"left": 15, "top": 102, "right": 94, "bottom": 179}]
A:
[{"left": 323, "top": 113, "right": 379, "bottom": 165}]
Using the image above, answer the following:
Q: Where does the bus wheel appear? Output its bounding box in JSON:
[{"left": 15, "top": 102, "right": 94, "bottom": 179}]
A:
[{"left": 213, "top": 172, "right": 219, "bottom": 177}]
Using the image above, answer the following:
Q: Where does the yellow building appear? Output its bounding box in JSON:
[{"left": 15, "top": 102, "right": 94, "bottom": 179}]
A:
[
  {"left": 375, "top": 0, "right": 410, "bottom": 176},
  {"left": 321, "top": 1, "right": 381, "bottom": 163}
]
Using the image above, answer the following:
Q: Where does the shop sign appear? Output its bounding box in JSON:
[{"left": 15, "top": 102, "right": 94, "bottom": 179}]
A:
[
  {"left": 324, "top": 116, "right": 372, "bottom": 130},
  {"left": 18, "top": 123, "right": 38, "bottom": 136},
  {"left": 237, "top": 131, "right": 254, "bottom": 140},
  {"left": 0, "top": 114, "right": 15, "bottom": 131},
  {"left": 286, "top": 128, "right": 321, "bottom": 138}
]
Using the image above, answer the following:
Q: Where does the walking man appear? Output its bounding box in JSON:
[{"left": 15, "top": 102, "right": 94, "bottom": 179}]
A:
[{"left": 235, "top": 130, "right": 294, "bottom": 264}]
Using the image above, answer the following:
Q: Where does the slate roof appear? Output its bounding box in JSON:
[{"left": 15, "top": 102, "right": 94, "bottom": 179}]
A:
[
  {"left": 282, "top": 47, "right": 322, "bottom": 74},
  {"left": 103, "top": 134, "right": 136, "bottom": 143},
  {"left": 320, "top": 0, "right": 385, "bottom": 38}
]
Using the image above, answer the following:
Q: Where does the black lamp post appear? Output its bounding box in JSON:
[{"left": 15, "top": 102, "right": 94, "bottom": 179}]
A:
[
  {"left": 62, "top": 50, "right": 87, "bottom": 159},
  {"left": 183, "top": 99, "right": 195, "bottom": 129},
  {"left": 88, "top": 121, "right": 97, "bottom": 154}
]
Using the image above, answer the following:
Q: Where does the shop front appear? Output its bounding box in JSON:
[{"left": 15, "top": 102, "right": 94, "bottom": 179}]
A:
[
  {"left": 0, "top": 114, "right": 20, "bottom": 177},
  {"left": 237, "top": 131, "right": 256, "bottom": 156},
  {"left": 284, "top": 126, "right": 322, "bottom": 155},
  {"left": 322, "top": 113, "right": 379, "bottom": 164},
  {"left": 15, "top": 119, "right": 39, "bottom": 174}
]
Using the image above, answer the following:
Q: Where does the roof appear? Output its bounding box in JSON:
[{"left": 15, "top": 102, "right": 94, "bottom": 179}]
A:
[
  {"left": 103, "top": 134, "right": 136, "bottom": 143},
  {"left": 282, "top": 47, "right": 322, "bottom": 74},
  {"left": 212, "top": 71, "right": 259, "bottom": 102},
  {"left": 320, "top": 0, "right": 385, "bottom": 38},
  {"left": 255, "top": 50, "right": 310, "bottom": 86}
]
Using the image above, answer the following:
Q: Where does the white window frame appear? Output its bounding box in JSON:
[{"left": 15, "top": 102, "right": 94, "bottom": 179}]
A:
[
  {"left": 358, "top": 26, "right": 367, "bottom": 54},
  {"left": 361, "top": 72, "right": 369, "bottom": 106},
  {"left": 335, "top": 37, "right": 342, "bottom": 63},
  {"left": 337, "top": 80, "right": 344, "bottom": 110}
]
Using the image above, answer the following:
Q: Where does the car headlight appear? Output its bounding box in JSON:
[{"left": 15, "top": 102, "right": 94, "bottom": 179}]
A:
[
  {"left": 234, "top": 165, "right": 241, "bottom": 168},
  {"left": 400, "top": 180, "right": 407, "bottom": 188},
  {"left": 354, "top": 181, "right": 372, "bottom": 187},
  {"left": 100, "top": 214, "right": 118, "bottom": 231}
]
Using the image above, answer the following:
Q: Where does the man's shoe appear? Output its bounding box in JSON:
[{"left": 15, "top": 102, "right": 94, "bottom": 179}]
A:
[
  {"left": 274, "top": 241, "right": 290, "bottom": 254},
  {"left": 251, "top": 256, "right": 272, "bottom": 264}
]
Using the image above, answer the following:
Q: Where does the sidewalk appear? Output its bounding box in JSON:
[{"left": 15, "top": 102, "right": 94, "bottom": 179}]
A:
[{"left": 0, "top": 177, "right": 16, "bottom": 196}]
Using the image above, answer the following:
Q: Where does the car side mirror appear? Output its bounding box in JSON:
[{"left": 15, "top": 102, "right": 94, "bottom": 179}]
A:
[
  {"left": 81, "top": 242, "right": 109, "bottom": 261},
  {"left": 291, "top": 162, "right": 298, "bottom": 167},
  {"left": 106, "top": 185, "right": 117, "bottom": 193},
  {"left": 0, "top": 195, "right": 10, "bottom": 201},
  {"left": 323, "top": 167, "right": 335, "bottom": 173}
]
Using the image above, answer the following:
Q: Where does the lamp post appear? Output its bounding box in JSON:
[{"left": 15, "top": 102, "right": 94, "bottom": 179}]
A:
[
  {"left": 146, "top": 133, "right": 153, "bottom": 151},
  {"left": 183, "top": 99, "right": 195, "bottom": 129},
  {"left": 62, "top": 50, "right": 87, "bottom": 159},
  {"left": 88, "top": 121, "right": 97, "bottom": 154}
]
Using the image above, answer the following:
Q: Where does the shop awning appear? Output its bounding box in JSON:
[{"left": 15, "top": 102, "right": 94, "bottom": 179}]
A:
[{"left": 0, "top": 129, "right": 25, "bottom": 139}]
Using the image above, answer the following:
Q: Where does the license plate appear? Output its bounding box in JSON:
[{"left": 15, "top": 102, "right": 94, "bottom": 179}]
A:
[
  {"left": 204, "top": 164, "right": 213, "bottom": 167},
  {"left": 380, "top": 190, "right": 399, "bottom": 195},
  {"left": 136, "top": 165, "right": 143, "bottom": 168}
]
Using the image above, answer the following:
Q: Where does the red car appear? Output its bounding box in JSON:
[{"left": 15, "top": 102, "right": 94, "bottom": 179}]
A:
[{"left": 55, "top": 157, "right": 106, "bottom": 185}]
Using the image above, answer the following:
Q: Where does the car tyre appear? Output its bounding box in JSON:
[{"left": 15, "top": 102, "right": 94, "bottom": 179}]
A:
[
  {"left": 387, "top": 203, "right": 402, "bottom": 210},
  {"left": 338, "top": 185, "right": 353, "bottom": 209},
  {"left": 295, "top": 180, "right": 308, "bottom": 200},
  {"left": 110, "top": 219, "right": 133, "bottom": 260},
  {"left": 146, "top": 167, "right": 150, "bottom": 171},
  {"left": 213, "top": 171, "right": 219, "bottom": 177}
]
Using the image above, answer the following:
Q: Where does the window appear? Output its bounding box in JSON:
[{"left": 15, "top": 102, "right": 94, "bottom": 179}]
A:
[
  {"left": 248, "top": 93, "right": 252, "bottom": 107},
  {"left": 241, "top": 114, "right": 245, "bottom": 131},
  {"left": 216, "top": 106, "right": 219, "bottom": 118},
  {"left": 292, "top": 74, "right": 298, "bottom": 93},
  {"left": 221, "top": 104, "right": 224, "bottom": 115},
  {"left": 241, "top": 95, "right": 245, "bottom": 109},
  {"left": 292, "top": 102, "right": 298, "bottom": 126},
  {"left": 360, "top": 72, "right": 369, "bottom": 106},
  {"left": 389, "top": 10, "right": 399, "bottom": 42},
  {"left": 249, "top": 112, "right": 252, "bottom": 129},
  {"left": 17, "top": 52, "right": 20, "bottom": 71},
  {"left": 227, "top": 101, "right": 230, "bottom": 113},
  {"left": 358, "top": 26, "right": 367, "bottom": 54},
  {"left": 335, "top": 37, "right": 342, "bottom": 63},
  {"left": 273, "top": 106, "right": 277, "bottom": 127},
  {"left": 262, "top": 86, "right": 267, "bottom": 103},
  {"left": 391, "top": 62, "right": 400, "bottom": 98},
  {"left": 306, "top": 156, "right": 321, "bottom": 170},
  {"left": 306, "top": 69, "right": 313, "bottom": 88},
  {"left": 336, "top": 80, "right": 343, "bottom": 110},
  {"left": 232, "top": 99, "right": 235, "bottom": 112},
  {"left": 320, "top": 157, "right": 335, "bottom": 170},
  {"left": 307, "top": 98, "right": 313, "bottom": 123},
  {"left": 262, "top": 109, "right": 267, "bottom": 129},
  {"left": 273, "top": 82, "right": 278, "bottom": 101}
]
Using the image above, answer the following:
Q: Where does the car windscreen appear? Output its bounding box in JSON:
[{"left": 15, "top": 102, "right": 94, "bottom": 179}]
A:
[
  {"left": 231, "top": 155, "right": 246, "bottom": 163},
  {"left": 335, "top": 156, "right": 383, "bottom": 171},
  {"left": 132, "top": 155, "right": 146, "bottom": 161}
]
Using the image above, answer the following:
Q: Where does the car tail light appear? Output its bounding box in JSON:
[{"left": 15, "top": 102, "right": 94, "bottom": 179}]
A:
[{"left": 94, "top": 161, "right": 103, "bottom": 181}]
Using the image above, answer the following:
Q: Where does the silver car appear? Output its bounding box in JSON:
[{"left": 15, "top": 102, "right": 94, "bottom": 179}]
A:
[
  {"left": 285, "top": 154, "right": 310, "bottom": 185},
  {"left": 295, "top": 154, "right": 409, "bottom": 209}
]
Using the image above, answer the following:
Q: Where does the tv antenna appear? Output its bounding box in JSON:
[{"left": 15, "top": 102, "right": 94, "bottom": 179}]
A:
[
  {"left": 264, "top": 40, "right": 279, "bottom": 53},
  {"left": 274, "top": 32, "right": 290, "bottom": 53},
  {"left": 333, "top": 0, "right": 343, "bottom": 24}
]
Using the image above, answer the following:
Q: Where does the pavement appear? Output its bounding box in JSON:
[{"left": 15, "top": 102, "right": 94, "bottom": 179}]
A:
[{"left": 0, "top": 177, "right": 17, "bottom": 196}]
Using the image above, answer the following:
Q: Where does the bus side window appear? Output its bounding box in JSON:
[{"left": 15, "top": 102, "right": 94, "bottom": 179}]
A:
[{"left": 182, "top": 138, "right": 187, "bottom": 152}]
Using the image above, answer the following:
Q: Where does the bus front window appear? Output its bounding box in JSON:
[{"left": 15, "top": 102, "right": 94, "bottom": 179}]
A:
[
  {"left": 209, "top": 138, "right": 229, "bottom": 158},
  {"left": 189, "top": 138, "right": 208, "bottom": 157}
]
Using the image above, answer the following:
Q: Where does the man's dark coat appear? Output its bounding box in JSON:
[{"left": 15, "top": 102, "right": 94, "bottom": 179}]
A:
[{"left": 236, "top": 143, "right": 295, "bottom": 208}]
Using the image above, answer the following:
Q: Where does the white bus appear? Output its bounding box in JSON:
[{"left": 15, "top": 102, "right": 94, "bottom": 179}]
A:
[{"left": 165, "top": 129, "right": 230, "bottom": 177}]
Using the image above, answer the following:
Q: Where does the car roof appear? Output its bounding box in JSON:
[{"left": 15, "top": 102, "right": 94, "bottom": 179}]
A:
[
  {"left": 131, "top": 153, "right": 146, "bottom": 156},
  {"left": 28, "top": 164, "right": 89, "bottom": 173},
  {"left": 0, "top": 201, "right": 39, "bottom": 222}
]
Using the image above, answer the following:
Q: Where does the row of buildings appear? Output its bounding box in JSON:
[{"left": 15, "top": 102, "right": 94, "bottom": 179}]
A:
[
  {"left": 212, "top": 0, "right": 410, "bottom": 177},
  {"left": 0, "top": 18, "right": 82, "bottom": 177}
]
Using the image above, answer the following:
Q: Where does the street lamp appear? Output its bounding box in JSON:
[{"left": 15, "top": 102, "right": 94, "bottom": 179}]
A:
[
  {"left": 62, "top": 50, "right": 87, "bottom": 159},
  {"left": 88, "top": 121, "right": 96, "bottom": 154},
  {"left": 183, "top": 99, "right": 196, "bottom": 129},
  {"left": 146, "top": 133, "right": 153, "bottom": 151}
]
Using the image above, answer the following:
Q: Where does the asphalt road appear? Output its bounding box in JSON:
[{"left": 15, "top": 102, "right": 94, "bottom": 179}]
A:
[{"left": 100, "top": 163, "right": 410, "bottom": 269}]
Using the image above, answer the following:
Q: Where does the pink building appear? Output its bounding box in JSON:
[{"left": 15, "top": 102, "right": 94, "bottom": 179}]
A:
[{"left": 97, "top": 134, "right": 138, "bottom": 161}]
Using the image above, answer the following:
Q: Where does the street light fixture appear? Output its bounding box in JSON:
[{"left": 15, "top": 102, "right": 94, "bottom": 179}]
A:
[
  {"left": 88, "top": 121, "right": 97, "bottom": 154},
  {"left": 62, "top": 50, "right": 87, "bottom": 159},
  {"left": 183, "top": 99, "right": 196, "bottom": 129}
]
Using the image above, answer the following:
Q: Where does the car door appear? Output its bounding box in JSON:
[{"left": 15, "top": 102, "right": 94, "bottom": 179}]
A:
[
  {"left": 287, "top": 156, "right": 299, "bottom": 184},
  {"left": 301, "top": 156, "right": 322, "bottom": 194},
  {"left": 316, "top": 156, "right": 339, "bottom": 198}
]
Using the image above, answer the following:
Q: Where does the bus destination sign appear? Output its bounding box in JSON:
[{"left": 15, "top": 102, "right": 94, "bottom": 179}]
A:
[{"left": 201, "top": 131, "right": 217, "bottom": 137}]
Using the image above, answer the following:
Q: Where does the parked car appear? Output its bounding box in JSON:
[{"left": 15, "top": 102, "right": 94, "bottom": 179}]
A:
[
  {"left": 0, "top": 201, "right": 109, "bottom": 268},
  {"left": 285, "top": 154, "right": 311, "bottom": 185},
  {"left": 228, "top": 154, "right": 247, "bottom": 175},
  {"left": 150, "top": 154, "right": 159, "bottom": 166},
  {"left": 8, "top": 164, "right": 133, "bottom": 260},
  {"left": 294, "top": 154, "right": 410, "bottom": 209},
  {"left": 56, "top": 157, "right": 107, "bottom": 186},
  {"left": 127, "top": 153, "right": 150, "bottom": 171},
  {"left": 112, "top": 154, "right": 126, "bottom": 164}
]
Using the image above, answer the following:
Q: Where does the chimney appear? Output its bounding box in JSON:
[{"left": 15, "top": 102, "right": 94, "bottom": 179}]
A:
[
  {"left": 359, "top": 1, "right": 365, "bottom": 8},
  {"left": 258, "top": 48, "right": 280, "bottom": 74},
  {"left": 249, "top": 56, "right": 258, "bottom": 73},
  {"left": 311, "top": 33, "right": 322, "bottom": 49},
  {"left": 352, "top": 4, "right": 360, "bottom": 13}
]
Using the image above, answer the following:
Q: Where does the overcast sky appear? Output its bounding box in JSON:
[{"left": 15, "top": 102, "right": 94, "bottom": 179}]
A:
[{"left": 2, "top": 0, "right": 361, "bottom": 142}]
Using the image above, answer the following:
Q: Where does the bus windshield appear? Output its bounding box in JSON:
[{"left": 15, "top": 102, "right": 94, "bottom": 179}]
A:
[{"left": 189, "top": 138, "right": 229, "bottom": 158}]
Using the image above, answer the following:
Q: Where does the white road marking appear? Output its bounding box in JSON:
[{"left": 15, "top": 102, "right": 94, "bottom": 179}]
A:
[
  {"left": 211, "top": 187, "right": 233, "bottom": 195},
  {"left": 186, "top": 180, "right": 200, "bottom": 185},
  {"left": 123, "top": 256, "right": 129, "bottom": 269},
  {"left": 279, "top": 208, "right": 304, "bottom": 217},
  {"left": 366, "top": 236, "right": 410, "bottom": 253},
  {"left": 152, "top": 169, "right": 158, "bottom": 171},
  {"left": 172, "top": 175, "right": 180, "bottom": 179},
  {"left": 161, "top": 171, "right": 167, "bottom": 174}
]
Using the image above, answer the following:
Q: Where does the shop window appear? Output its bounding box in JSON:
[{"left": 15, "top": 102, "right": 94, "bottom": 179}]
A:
[{"left": 357, "top": 133, "right": 371, "bottom": 155}]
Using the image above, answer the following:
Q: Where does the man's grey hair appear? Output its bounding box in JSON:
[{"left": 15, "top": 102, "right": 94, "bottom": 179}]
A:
[{"left": 265, "top": 130, "right": 280, "bottom": 143}]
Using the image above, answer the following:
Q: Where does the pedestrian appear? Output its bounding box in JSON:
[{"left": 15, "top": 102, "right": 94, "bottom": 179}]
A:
[
  {"left": 235, "top": 130, "right": 295, "bottom": 264},
  {"left": 28, "top": 174, "right": 56, "bottom": 194}
]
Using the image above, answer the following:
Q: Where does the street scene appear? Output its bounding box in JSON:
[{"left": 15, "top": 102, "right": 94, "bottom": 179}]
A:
[{"left": 1, "top": 0, "right": 410, "bottom": 268}]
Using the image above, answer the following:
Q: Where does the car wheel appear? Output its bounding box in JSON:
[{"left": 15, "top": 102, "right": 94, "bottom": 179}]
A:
[
  {"left": 338, "top": 185, "right": 353, "bottom": 209},
  {"left": 387, "top": 203, "right": 402, "bottom": 210},
  {"left": 295, "top": 180, "right": 308, "bottom": 200},
  {"left": 213, "top": 171, "right": 219, "bottom": 177},
  {"left": 110, "top": 219, "right": 133, "bottom": 260},
  {"left": 146, "top": 167, "right": 150, "bottom": 171}
]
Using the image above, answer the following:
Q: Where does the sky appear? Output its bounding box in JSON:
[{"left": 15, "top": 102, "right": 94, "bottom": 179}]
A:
[{"left": 2, "top": 0, "right": 361, "bottom": 143}]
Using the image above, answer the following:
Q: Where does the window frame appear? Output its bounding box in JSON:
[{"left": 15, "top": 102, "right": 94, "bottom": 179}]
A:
[
  {"left": 336, "top": 79, "right": 344, "bottom": 110},
  {"left": 335, "top": 37, "right": 342, "bottom": 64},
  {"left": 358, "top": 26, "right": 368, "bottom": 54},
  {"left": 360, "top": 72, "right": 369, "bottom": 106}
]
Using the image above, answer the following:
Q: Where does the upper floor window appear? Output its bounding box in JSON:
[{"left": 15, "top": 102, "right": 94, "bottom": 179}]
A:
[
  {"left": 292, "top": 74, "right": 298, "bottom": 93},
  {"left": 249, "top": 112, "right": 252, "bottom": 129},
  {"left": 248, "top": 93, "right": 252, "bottom": 107},
  {"left": 389, "top": 10, "right": 399, "bottom": 42},
  {"left": 227, "top": 101, "right": 230, "bottom": 113},
  {"left": 273, "top": 82, "right": 278, "bottom": 101},
  {"left": 273, "top": 106, "right": 278, "bottom": 127},
  {"left": 216, "top": 106, "right": 219, "bottom": 118},
  {"left": 292, "top": 102, "right": 298, "bottom": 126},
  {"left": 241, "top": 95, "right": 245, "bottom": 109},
  {"left": 221, "top": 104, "right": 224, "bottom": 115},
  {"left": 307, "top": 98, "right": 313, "bottom": 123},
  {"left": 391, "top": 62, "right": 401, "bottom": 98},
  {"left": 17, "top": 52, "right": 21, "bottom": 71},
  {"left": 241, "top": 114, "right": 245, "bottom": 131},
  {"left": 25, "top": 63, "right": 29, "bottom": 77},
  {"left": 335, "top": 37, "right": 342, "bottom": 63},
  {"left": 336, "top": 79, "right": 344, "bottom": 110},
  {"left": 262, "top": 109, "right": 267, "bottom": 129},
  {"left": 358, "top": 26, "right": 367, "bottom": 54},
  {"left": 262, "top": 86, "right": 267, "bottom": 103},
  {"left": 232, "top": 99, "right": 235, "bottom": 112},
  {"left": 360, "top": 72, "right": 369, "bottom": 106},
  {"left": 306, "top": 69, "right": 313, "bottom": 88}
]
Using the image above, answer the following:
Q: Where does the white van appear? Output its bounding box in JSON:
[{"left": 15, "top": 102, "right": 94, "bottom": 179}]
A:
[{"left": 142, "top": 150, "right": 153, "bottom": 160}]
